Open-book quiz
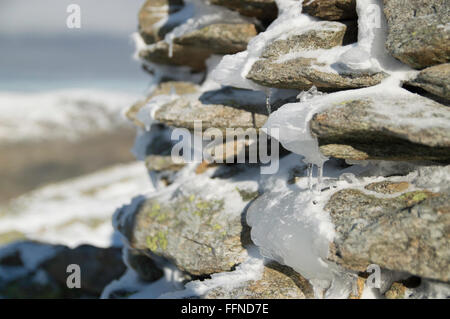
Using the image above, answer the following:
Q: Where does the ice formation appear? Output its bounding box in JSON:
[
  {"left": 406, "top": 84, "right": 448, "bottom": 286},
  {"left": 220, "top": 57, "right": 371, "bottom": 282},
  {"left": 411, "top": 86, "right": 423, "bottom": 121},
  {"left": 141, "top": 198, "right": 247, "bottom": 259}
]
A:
[
  {"left": 211, "top": 0, "right": 311, "bottom": 90},
  {"left": 260, "top": 0, "right": 417, "bottom": 170},
  {"left": 248, "top": 157, "right": 449, "bottom": 297},
  {"left": 336, "top": 0, "right": 412, "bottom": 75},
  {"left": 110, "top": 0, "right": 448, "bottom": 299},
  {"left": 211, "top": 0, "right": 435, "bottom": 297},
  {"left": 212, "top": 0, "right": 416, "bottom": 169},
  {"left": 262, "top": 79, "right": 444, "bottom": 169},
  {"left": 247, "top": 156, "right": 366, "bottom": 297},
  {"left": 208, "top": 0, "right": 416, "bottom": 188}
]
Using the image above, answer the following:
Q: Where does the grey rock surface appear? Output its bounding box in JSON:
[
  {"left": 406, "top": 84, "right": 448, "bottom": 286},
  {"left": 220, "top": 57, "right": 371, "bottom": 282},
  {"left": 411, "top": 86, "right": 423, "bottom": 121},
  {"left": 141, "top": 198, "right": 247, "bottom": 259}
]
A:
[
  {"left": 154, "top": 98, "right": 268, "bottom": 132},
  {"left": 126, "top": 81, "right": 200, "bottom": 128},
  {"left": 199, "top": 86, "right": 298, "bottom": 115},
  {"left": 384, "top": 0, "right": 450, "bottom": 69},
  {"left": 310, "top": 92, "right": 450, "bottom": 161},
  {"left": 0, "top": 242, "right": 127, "bottom": 298},
  {"left": 327, "top": 169, "right": 450, "bottom": 282},
  {"left": 303, "top": 0, "right": 357, "bottom": 21},
  {"left": 126, "top": 248, "right": 164, "bottom": 282},
  {"left": 246, "top": 22, "right": 386, "bottom": 89},
  {"left": 175, "top": 23, "right": 258, "bottom": 55},
  {"left": 408, "top": 64, "right": 450, "bottom": 101},
  {"left": 209, "top": 0, "right": 278, "bottom": 23},
  {"left": 115, "top": 166, "right": 260, "bottom": 275},
  {"left": 248, "top": 58, "right": 386, "bottom": 90},
  {"left": 42, "top": 245, "right": 127, "bottom": 295},
  {"left": 205, "top": 262, "right": 314, "bottom": 299}
]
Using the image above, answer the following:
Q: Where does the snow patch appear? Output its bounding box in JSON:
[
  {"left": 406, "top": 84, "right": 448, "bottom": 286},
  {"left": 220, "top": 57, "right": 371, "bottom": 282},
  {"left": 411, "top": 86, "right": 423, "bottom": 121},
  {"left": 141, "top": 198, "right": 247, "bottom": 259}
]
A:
[
  {"left": 211, "top": 0, "right": 309, "bottom": 90},
  {"left": 0, "top": 89, "right": 137, "bottom": 144},
  {"left": 0, "top": 162, "right": 153, "bottom": 248}
]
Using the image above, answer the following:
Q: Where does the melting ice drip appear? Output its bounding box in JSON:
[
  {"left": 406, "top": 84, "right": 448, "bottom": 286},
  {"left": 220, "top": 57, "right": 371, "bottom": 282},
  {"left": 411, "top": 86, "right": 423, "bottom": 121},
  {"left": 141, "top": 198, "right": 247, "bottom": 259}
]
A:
[
  {"left": 205, "top": 0, "right": 419, "bottom": 297},
  {"left": 306, "top": 163, "right": 324, "bottom": 192},
  {"left": 262, "top": 0, "right": 412, "bottom": 193},
  {"left": 263, "top": 85, "right": 330, "bottom": 193},
  {"left": 208, "top": 0, "right": 411, "bottom": 193},
  {"left": 265, "top": 88, "right": 272, "bottom": 115},
  {"left": 168, "top": 34, "right": 175, "bottom": 58}
]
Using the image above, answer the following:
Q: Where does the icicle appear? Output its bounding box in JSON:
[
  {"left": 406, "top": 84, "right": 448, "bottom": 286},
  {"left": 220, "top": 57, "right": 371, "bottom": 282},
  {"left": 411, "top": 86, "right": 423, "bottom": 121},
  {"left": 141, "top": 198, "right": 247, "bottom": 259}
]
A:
[
  {"left": 265, "top": 88, "right": 272, "bottom": 115},
  {"left": 307, "top": 163, "right": 313, "bottom": 191},
  {"left": 170, "top": 84, "right": 176, "bottom": 96},
  {"left": 351, "top": 275, "right": 360, "bottom": 297},
  {"left": 168, "top": 34, "right": 175, "bottom": 58},
  {"left": 314, "top": 163, "right": 324, "bottom": 193},
  {"left": 305, "top": 162, "right": 324, "bottom": 193}
]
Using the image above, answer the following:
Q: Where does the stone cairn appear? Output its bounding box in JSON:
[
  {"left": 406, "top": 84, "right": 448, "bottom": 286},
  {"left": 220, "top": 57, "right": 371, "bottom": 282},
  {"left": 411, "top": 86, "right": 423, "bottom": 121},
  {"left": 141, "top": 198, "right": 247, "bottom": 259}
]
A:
[{"left": 113, "top": 0, "right": 449, "bottom": 299}]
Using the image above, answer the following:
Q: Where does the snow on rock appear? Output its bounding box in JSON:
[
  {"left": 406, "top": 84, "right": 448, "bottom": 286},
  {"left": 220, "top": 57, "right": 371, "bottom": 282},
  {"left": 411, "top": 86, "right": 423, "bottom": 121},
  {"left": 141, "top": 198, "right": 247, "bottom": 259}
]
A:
[
  {"left": 88, "top": 0, "right": 450, "bottom": 300},
  {"left": 0, "top": 241, "right": 66, "bottom": 289},
  {"left": 246, "top": 156, "right": 372, "bottom": 298},
  {"left": 101, "top": 255, "right": 188, "bottom": 299},
  {"left": 263, "top": 80, "right": 447, "bottom": 166},
  {"left": 112, "top": 161, "right": 261, "bottom": 275},
  {"left": 101, "top": 246, "right": 265, "bottom": 299},
  {"left": 138, "top": 0, "right": 187, "bottom": 45},
  {"left": 247, "top": 155, "right": 449, "bottom": 297},
  {"left": 258, "top": 79, "right": 447, "bottom": 292},
  {"left": 309, "top": 86, "right": 450, "bottom": 161},
  {"left": 212, "top": 0, "right": 412, "bottom": 90},
  {"left": 137, "top": 94, "right": 179, "bottom": 131},
  {"left": 130, "top": 55, "right": 223, "bottom": 135},
  {"left": 134, "top": 0, "right": 258, "bottom": 77},
  {"left": 327, "top": 167, "right": 450, "bottom": 283},
  {"left": 212, "top": 0, "right": 309, "bottom": 90},
  {"left": 159, "top": 247, "right": 264, "bottom": 299}
]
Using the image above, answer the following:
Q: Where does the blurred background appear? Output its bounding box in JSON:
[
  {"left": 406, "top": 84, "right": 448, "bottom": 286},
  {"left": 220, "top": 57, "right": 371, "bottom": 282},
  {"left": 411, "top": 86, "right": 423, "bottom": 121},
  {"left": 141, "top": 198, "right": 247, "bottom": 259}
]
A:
[
  {"left": 0, "top": 2, "right": 162, "bottom": 298},
  {"left": 0, "top": 0, "right": 148, "bottom": 203},
  {"left": 0, "top": 0, "right": 158, "bottom": 256}
]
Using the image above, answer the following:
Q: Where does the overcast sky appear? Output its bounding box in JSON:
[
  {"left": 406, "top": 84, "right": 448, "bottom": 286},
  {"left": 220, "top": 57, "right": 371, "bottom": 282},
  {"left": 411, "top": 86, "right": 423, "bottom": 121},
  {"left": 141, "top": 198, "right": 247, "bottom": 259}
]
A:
[{"left": 0, "top": 0, "right": 145, "bottom": 36}]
